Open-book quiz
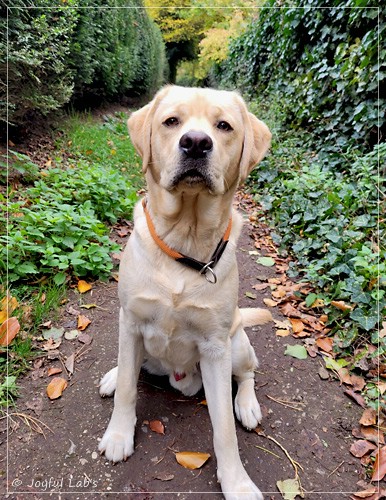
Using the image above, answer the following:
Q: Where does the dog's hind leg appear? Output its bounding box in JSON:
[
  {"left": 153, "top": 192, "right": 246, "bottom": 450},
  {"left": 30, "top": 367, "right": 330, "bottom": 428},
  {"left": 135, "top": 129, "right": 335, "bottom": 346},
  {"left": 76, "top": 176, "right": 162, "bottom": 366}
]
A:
[{"left": 231, "top": 326, "right": 262, "bottom": 431}]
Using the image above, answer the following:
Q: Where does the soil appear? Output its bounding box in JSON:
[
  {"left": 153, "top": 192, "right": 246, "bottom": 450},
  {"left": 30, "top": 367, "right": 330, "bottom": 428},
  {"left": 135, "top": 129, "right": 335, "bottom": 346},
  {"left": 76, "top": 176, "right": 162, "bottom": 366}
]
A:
[{"left": 1, "top": 213, "right": 366, "bottom": 499}]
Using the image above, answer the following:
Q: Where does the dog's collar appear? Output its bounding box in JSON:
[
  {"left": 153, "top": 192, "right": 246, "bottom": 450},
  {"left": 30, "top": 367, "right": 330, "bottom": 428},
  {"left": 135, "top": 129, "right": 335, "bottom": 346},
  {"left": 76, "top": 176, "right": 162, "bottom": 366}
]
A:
[{"left": 142, "top": 198, "right": 232, "bottom": 284}]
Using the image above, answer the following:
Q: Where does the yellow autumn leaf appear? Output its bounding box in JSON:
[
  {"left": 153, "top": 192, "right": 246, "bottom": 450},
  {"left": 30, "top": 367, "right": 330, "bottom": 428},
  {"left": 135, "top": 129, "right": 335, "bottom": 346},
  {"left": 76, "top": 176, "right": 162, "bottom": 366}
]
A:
[
  {"left": 46, "top": 377, "right": 68, "bottom": 400},
  {"left": 77, "top": 280, "right": 92, "bottom": 293},
  {"left": 276, "top": 329, "right": 291, "bottom": 337},
  {"left": 0, "top": 293, "right": 19, "bottom": 323},
  {"left": 175, "top": 451, "right": 211, "bottom": 470},
  {"left": 331, "top": 300, "right": 353, "bottom": 311},
  {"left": 263, "top": 298, "right": 278, "bottom": 307},
  {"left": 289, "top": 318, "right": 305, "bottom": 333}
]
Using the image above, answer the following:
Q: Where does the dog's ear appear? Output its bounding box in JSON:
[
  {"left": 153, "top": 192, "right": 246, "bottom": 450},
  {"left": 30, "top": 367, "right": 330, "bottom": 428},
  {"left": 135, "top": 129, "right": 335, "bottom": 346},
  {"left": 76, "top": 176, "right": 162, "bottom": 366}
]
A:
[
  {"left": 127, "top": 86, "right": 170, "bottom": 173},
  {"left": 237, "top": 97, "right": 272, "bottom": 183}
]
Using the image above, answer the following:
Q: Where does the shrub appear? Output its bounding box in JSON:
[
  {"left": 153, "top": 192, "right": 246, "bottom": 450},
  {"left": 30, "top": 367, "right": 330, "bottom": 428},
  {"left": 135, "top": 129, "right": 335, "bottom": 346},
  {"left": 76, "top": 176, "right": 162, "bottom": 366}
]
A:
[{"left": 216, "top": 0, "right": 384, "bottom": 148}]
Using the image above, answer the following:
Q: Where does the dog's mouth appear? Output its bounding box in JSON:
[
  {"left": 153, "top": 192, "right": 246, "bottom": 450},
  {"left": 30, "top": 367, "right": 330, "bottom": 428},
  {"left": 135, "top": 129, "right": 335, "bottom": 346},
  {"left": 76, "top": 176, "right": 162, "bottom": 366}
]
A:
[{"left": 171, "top": 165, "right": 213, "bottom": 190}]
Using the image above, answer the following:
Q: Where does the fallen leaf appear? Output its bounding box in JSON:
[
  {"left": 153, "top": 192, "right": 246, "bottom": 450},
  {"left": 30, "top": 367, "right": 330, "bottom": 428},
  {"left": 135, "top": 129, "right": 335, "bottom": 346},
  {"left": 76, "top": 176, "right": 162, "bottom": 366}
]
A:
[
  {"left": 245, "top": 292, "right": 256, "bottom": 300},
  {"left": 280, "top": 303, "right": 302, "bottom": 318},
  {"left": 350, "top": 439, "right": 377, "bottom": 458},
  {"left": 360, "top": 408, "right": 377, "bottom": 427},
  {"left": 377, "top": 381, "right": 386, "bottom": 395},
  {"left": 67, "top": 305, "right": 80, "bottom": 316},
  {"left": 46, "top": 377, "right": 68, "bottom": 400},
  {"left": 274, "top": 319, "right": 292, "bottom": 329},
  {"left": 42, "top": 327, "right": 64, "bottom": 340},
  {"left": 344, "top": 389, "right": 366, "bottom": 408},
  {"left": 175, "top": 451, "right": 210, "bottom": 470},
  {"left": 77, "top": 314, "right": 91, "bottom": 331},
  {"left": 65, "top": 353, "right": 75, "bottom": 375},
  {"left": 0, "top": 317, "right": 20, "bottom": 346},
  {"left": 256, "top": 256, "right": 275, "bottom": 267},
  {"left": 154, "top": 473, "right": 174, "bottom": 481},
  {"left": 372, "top": 446, "right": 386, "bottom": 481},
  {"left": 78, "top": 332, "right": 92, "bottom": 345},
  {"left": 252, "top": 283, "right": 271, "bottom": 291},
  {"left": 42, "top": 338, "right": 62, "bottom": 351},
  {"left": 77, "top": 280, "right": 92, "bottom": 293},
  {"left": 276, "top": 477, "right": 303, "bottom": 500},
  {"left": 360, "top": 426, "right": 385, "bottom": 445},
  {"left": 316, "top": 337, "right": 333, "bottom": 353},
  {"left": 351, "top": 487, "right": 379, "bottom": 499},
  {"left": 263, "top": 298, "right": 278, "bottom": 307},
  {"left": 0, "top": 293, "right": 19, "bottom": 323},
  {"left": 149, "top": 420, "right": 165, "bottom": 434},
  {"left": 47, "top": 367, "right": 62, "bottom": 376},
  {"left": 80, "top": 303, "right": 97, "bottom": 309},
  {"left": 289, "top": 318, "right": 305, "bottom": 334},
  {"left": 350, "top": 374, "right": 366, "bottom": 392},
  {"left": 276, "top": 329, "right": 291, "bottom": 337},
  {"left": 331, "top": 300, "right": 353, "bottom": 311},
  {"left": 64, "top": 329, "right": 79, "bottom": 340},
  {"left": 284, "top": 344, "right": 308, "bottom": 360}
]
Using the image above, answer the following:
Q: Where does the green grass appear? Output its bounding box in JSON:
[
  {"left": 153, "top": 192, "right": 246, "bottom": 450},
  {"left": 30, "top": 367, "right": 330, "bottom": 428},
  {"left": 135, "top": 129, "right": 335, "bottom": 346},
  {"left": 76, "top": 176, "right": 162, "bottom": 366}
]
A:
[{"left": 1, "top": 109, "right": 142, "bottom": 407}]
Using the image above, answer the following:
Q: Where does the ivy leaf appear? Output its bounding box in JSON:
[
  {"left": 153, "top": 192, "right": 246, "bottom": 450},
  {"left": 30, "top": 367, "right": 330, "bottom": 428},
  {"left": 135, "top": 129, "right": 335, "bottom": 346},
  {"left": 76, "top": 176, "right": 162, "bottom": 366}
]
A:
[
  {"left": 256, "top": 256, "right": 275, "bottom": 267},
  {"left": 284, "top": 344, "right": 308, "bottom": 360},
  {"left": 276, "top": 477, "right": 303, "bottom": 499},
  {"left": 350, "top": 308, "right": 378, "bottom": 331}
]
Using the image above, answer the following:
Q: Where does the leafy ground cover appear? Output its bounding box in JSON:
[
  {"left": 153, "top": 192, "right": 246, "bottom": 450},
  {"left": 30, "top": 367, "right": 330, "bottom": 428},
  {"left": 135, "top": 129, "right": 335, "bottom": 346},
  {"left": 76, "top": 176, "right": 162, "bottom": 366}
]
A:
[
  {"left": 1, "top": 110, "right": 141, "bottom": 406},
  {"left": 247, "top": 98, "right": 385, "bottom": 411}
]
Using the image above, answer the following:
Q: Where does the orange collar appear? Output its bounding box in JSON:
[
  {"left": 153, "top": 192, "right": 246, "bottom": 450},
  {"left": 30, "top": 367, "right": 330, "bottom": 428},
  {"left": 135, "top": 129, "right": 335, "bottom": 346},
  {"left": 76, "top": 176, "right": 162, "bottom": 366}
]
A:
[{"left": 142, "top": 198, "right": 232, "bottom": 284}]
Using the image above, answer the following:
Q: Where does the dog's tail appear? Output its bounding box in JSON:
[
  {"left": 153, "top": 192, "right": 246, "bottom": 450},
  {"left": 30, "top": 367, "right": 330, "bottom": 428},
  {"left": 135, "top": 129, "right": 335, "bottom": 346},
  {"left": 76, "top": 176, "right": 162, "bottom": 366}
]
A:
[{"left": 239, "top": 307, "right": 272, "bottom": 327}]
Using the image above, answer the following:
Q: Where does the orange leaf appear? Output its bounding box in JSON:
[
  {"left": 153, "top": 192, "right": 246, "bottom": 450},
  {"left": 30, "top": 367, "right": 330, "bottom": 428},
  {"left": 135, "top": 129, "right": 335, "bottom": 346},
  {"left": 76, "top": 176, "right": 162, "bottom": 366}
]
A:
[
  {"left": 360, "top": 408, "right": 377, "bottom": 427},
  {"left": 316, "top": 337, "right": 333, "bottom": 353},
  {"left": 289, "top": 318, "right": 305, "bottom": 334},
  {"left": 77, "top": 280, "right": 92, "bottom": 293},
  {"left": 46, "top": 377, "right": 68, "bottom": 400},
  {"left": 331, "top": 300, "right": 353, "bottom": 311},
  {"left": 276, "top": 329, "right": 291, "bottom": 337},
  {"left": 0, "top": 293, "right": 19, "bottom": 323},
  {"left": 263, "top": 298, "right": 278, "bottom": 307},
  {"left": 175, "top": 451, "right": 210, "bottom": 470},
  {"left": 77, "top": 314, "right": 91, "bottom": 331},
  {"left": 372, "top": 446, "right": 386, "bottom": 481},
  {"left": 149, "top": 420, "right": 165, "bottom": 434},
  {"left": 0, "top": 317, "right": 20, "bottom": 346},
  {"left": 47, "top": 367, "right": 62, "bottom": 376}
]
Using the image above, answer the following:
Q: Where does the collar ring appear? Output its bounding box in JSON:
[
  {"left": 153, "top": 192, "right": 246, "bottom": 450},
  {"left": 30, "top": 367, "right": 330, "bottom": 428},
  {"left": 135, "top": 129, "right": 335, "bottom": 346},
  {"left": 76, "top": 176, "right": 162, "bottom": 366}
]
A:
[{"left": 200, "top": 261, "right": 217, "bottom": 284}]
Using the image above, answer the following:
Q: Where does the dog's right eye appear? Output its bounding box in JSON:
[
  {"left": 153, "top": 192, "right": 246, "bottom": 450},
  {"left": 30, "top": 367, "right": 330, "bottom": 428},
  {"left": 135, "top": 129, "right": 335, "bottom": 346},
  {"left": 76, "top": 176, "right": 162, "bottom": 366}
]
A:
[{"left": 163, "top": 117, "right": 180, "bottom": 127}]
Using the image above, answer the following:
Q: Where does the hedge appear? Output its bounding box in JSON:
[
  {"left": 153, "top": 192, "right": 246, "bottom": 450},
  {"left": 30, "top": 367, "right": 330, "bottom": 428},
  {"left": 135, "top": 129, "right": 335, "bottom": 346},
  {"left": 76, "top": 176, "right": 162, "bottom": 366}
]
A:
[{"left": 0, "top": 0, "right": 166, "bottom": 126}]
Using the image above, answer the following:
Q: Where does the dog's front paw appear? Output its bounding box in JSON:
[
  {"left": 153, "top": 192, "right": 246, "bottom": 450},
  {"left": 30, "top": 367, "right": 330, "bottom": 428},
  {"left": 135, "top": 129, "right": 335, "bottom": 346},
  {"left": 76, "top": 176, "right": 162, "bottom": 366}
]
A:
[
  {"left": 234, "top": 393, "right": 262, "bottom": 430},
  {"left": 98, "top": 429, "right": 134, "bottom": 463},
  {"left": 99, "top": 367, "right": 118, "bottom": 397},
  {"left": 221, "top": 476, "right": 264, "bottom": 500}
]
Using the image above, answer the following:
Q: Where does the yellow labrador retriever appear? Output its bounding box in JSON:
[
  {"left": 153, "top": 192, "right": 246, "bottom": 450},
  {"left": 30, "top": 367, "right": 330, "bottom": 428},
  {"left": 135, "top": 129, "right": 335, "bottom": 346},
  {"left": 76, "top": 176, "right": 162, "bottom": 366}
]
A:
[{"left": 99, "top": 86, "right": 272, "bottom": 499}]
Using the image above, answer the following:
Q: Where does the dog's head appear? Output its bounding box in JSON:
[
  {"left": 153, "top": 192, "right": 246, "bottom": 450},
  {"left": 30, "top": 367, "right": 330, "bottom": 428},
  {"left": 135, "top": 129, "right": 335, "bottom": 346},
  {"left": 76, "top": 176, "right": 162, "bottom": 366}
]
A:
[{"left": 128, "top": 85, "right": 271, "bottom": 195}]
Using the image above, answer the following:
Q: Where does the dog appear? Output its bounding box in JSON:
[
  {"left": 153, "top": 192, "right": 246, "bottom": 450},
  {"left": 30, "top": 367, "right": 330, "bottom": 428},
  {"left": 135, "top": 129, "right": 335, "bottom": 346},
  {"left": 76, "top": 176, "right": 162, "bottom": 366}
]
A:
[{"left": 98, "top": 85, "right": 272, "bottom": 500}]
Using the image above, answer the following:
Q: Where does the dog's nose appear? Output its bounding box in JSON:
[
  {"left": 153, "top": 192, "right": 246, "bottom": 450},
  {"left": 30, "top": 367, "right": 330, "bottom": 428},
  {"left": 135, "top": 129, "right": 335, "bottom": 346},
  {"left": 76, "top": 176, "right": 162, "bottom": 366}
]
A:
[{"left": 179, "top": 131, "right": 213, "bottom": 159}]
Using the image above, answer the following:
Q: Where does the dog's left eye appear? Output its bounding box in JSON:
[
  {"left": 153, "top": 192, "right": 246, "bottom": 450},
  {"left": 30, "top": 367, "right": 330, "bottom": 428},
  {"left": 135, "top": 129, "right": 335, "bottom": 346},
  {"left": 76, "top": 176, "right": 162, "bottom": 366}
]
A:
[
  {"left": 217, "top": 121, "right": 233, "bottom": 131},
  {"left": 163, "top": 117, "right": 180, "bottom": 127}
]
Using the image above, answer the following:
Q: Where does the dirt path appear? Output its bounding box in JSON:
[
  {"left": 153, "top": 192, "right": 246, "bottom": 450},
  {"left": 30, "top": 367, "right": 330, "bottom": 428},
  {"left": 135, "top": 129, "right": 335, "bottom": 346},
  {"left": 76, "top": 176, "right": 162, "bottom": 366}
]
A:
[{"left": 2, "top": 212, "right": 363, "bottom": 499}]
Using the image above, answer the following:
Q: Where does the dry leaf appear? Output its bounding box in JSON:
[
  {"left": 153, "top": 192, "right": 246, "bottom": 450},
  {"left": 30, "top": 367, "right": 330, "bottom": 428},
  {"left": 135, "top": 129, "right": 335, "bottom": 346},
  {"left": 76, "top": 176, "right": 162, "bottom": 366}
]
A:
[
  {"left": 289, "top": 318, "right": 304, "bottom": 334},
  {"left": 350, "top": 440, "right": 377, "bottom": 458},
  {"left": 372, "top": 446, "right": 386, "bottom": 481},
  {"left": 0, "top": 293, "right": 19, "bottom": 323},
  {"left": 331, "top": 300, "right": 353, "bottom": 311},
  {"left": 350, "top": 374, "right": 366, "bottom": 392},
  {"left": 0, "top": 317, "right": 20, "bottom": 346},
  {"left": 315, "top": 337, "right": 333, "bottom": 353},
  {"left": 65, "top": 353, "right": 75, "bottom": 375},
  {"left": 361, "top": 426, "right": 385, "bottom": 445},
  {"left": 344, "top": 389, "right": 366, "bottom": 408},
  {"left": 280, "top": 302, "right": 302, "bottom": 318},
  {"left": 252, "top": 283, "right": 271, "bottom": 291},
  {"left": 46, "top": 377, "right": 68, "bottom": 400},
  {"left": 175, "top": 451, "right": 210, "bottom": 470},
  {"left": 77, "top": 314, "right": 91, "bottom": 331},
  {"left": 154, "top": 473, "right": 174, "bottom": 481},
  {"left": 263, "top": 298, "right": 278, "bottom": 307},
  {"left": 77, "top": 280, "right": 92, "bottom": 293},
  {"left": 276, "top": 329, "right": 291, "bottom": 337},
  {"left": 360, "top": 408, "right": 377, "bottom": 427},
  {"left": 149, "top": 420, "right": 165, "bottom": 434},
  {"left": 377, "top": 381, "right": 386, "bottom": 395},
  {"left": 351, "top": 487, "right": 379, "bottom": 499},
  {"left": 47, "top": 367, "right": 62, "bottom": 376}
]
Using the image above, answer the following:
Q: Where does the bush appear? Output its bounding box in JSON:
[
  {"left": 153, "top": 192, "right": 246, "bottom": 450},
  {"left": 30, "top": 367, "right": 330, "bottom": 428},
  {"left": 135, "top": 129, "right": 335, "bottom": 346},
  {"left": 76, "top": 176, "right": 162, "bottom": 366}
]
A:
[
  {"left": 1, "top": 1, "right": 166, "bottom": 126},
  {"left": 0, "top": 0, "right": 78, "bottom": 125},
  {"left": 215, "top": 0, "right": 384, "bottom": 148}
]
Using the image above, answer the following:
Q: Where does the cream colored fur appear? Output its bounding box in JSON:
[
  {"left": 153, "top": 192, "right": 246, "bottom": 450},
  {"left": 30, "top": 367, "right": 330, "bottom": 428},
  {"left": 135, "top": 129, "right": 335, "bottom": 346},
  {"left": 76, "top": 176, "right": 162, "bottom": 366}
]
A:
[{"left": 98, "top": 86, "right": 272, "bottom": 500}]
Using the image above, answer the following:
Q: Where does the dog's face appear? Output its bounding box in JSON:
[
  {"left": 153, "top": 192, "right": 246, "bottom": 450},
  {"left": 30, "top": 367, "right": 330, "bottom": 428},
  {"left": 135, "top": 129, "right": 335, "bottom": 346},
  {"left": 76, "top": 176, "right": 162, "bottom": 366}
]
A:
[{"left": 128, "top": 86, "right": 271, "bottom": 195}]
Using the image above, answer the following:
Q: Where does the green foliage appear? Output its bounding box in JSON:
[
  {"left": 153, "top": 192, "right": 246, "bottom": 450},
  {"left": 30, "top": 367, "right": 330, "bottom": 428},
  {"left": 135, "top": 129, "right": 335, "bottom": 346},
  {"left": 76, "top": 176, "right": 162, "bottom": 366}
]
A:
[
  {"left": 216, "top": 0, "right": 384, "bottom": 148},
  {"left": 1, "top": 114, "right": 138, "bottom": 283},
  {"left": 1, "top": 0, "right": 78, "bottom": 125},
  {"left": 249, "top": 129, "right": 385, "bottom": 357},
  {"left": 70, "top": 0, "right": 166, "bottom": 98},
  {"left": 1, "top": 1, "right": 166, "bottom": 126}
]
